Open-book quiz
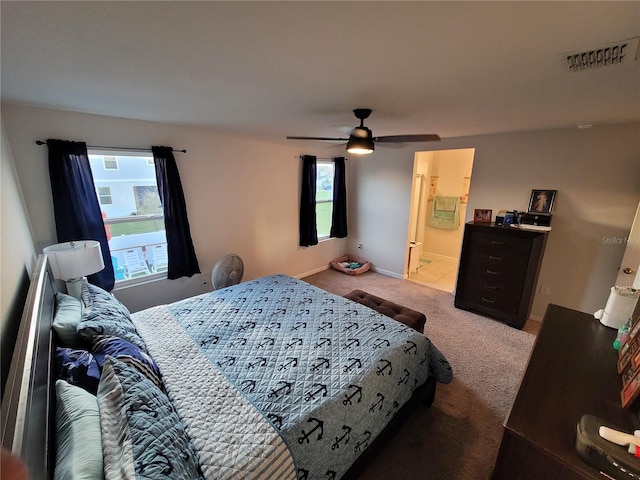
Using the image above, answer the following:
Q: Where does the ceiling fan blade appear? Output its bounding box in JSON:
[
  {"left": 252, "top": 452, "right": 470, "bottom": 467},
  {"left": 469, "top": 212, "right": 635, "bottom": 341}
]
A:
[
  {"left": 286, "top": 136, "right": 348, "bottom": 142},
  {"left": 374, "top": 134, "right": 441, "bottom": 143}
]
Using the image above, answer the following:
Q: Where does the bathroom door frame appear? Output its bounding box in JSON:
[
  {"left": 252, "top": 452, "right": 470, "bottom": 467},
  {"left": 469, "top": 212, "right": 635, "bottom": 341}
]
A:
[{"left": 405, "top": 148, "right": 475, "bottom": 287}]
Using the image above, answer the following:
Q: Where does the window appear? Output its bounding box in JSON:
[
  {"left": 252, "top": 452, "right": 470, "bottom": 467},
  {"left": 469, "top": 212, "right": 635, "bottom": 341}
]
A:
[
  {"left": 97, "top": 186, "right": 112, "bottom": 205},
  {"left": 89, "top": 152, "right": 167, "bottom": 284},
  {"left": 103, "top": 156, "right": 119, "bottom": 170},
  {"left": 315, "top": 161, "right": 334, "bottom": 240}
]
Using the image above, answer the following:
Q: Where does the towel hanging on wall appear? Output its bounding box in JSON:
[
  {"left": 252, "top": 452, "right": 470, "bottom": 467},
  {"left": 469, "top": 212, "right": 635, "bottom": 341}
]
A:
[{"left": 430, "top": 196, "right": 460, "bottom": 230}]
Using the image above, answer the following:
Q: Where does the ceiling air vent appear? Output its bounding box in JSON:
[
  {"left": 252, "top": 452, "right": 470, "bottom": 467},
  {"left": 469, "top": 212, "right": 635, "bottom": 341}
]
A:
[{"left": 561, "top": 37, "right": 639, "bottom": 72}]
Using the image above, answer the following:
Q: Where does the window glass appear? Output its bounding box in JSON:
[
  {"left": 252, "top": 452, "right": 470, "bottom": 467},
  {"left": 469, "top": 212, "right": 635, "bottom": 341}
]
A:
[
  {"left": 103, "top": 156, "right": 118, "bottom": 170},
  {"left": 97, "top": 187, "right": 112, "bottom": 205},
  {"left": 316, "top": 162, "right": 334, "bottom": 240},
  {"left": 89, "top": 153, "right": 167, "bottom": 284}
]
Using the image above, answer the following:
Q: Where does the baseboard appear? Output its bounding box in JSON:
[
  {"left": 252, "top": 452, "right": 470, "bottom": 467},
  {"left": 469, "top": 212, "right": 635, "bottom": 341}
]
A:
[
  {"left": 297, "top": 264, "right": 405, "bottom": 281},
  {"left": 295, "top": 264, "right": 330, "bottom": 279},
  {"left": 370, "top": 265, "right": 404, "bottom": 280},
  {"left": 421, "top": 252, "right": 458, "bottom": 263}
]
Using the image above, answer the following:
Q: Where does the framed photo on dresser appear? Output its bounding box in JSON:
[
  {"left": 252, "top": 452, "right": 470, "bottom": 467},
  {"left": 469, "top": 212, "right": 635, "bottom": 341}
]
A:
[
  {"left": 527, "top": 189, "right": 556, "bottom": 214},
  {"left": 473, "top": 209, "right": 492, "bottom": 223}
]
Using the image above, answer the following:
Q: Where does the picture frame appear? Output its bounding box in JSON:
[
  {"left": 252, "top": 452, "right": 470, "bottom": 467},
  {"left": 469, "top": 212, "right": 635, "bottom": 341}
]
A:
[
  {"left": 618, "top": 302, "right": 640, "bottom": 407},
  {"left": 619, "top": 303, "right": 640, "bottom": 371},
  {"left": 618, "top": 338, "right": 636, "bottom": 373},
  {"left": 473, "top": 209, "right": 492, "bottom": 223},
  {"left": 621, "top": 369, "right": 640, "bottom": 408},
  {"left": 528, "top": 189, "right": 556, "bottom": 214}
]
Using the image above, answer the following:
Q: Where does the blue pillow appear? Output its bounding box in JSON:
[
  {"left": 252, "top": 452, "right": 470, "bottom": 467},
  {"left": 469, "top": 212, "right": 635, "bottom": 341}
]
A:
[
  {"left": 97, "top": 357, "right": 203, "bottom": 480},
  {"left": 82, "top": 283, "right": 131, "bottom": 323},
  {"left": 92, "top": 335, "right": 162, "bottom": 389},
  {"left": 55, "top": 347, "right": 101, "bottom": 395},
  {"left": 77, "top": 319, "right": 147, "bottom": 352},
  {"left": 77, "top": 283, "right": 148, "bottom": 352}
]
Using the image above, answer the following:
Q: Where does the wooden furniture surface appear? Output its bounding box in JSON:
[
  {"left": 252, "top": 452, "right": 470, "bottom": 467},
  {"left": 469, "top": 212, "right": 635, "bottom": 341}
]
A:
[
  {"left": 454, "top": 222, "right": 548, "bottom": 329},
  {"left": 492, "top": 304, "right": 637, "bottom": 480}
]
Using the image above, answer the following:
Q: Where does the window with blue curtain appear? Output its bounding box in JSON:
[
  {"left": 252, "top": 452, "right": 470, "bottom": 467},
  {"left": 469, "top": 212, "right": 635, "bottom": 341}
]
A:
[
  {"left": 299, "top": 155, "right": 347, "bottom": 246},
  {"left": 330, "top": 156, "right": 348, "bottom": 238},
  {"left": 299, "top": 155, "right": 318, "bottom": 246},
  {"left": 152, "top": 146, "right": 200, "bottom": 279},
  {"left": 47, "top": 139, "right": 115, "bottom": 290},
  {"left": 47, "top": 139, "right": 200, "bottom": 289}
]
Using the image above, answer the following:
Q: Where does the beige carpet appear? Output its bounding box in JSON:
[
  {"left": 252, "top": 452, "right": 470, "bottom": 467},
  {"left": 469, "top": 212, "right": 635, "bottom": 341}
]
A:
[{"left": 301, "top": 268, "right": 537, "bottom": 480}]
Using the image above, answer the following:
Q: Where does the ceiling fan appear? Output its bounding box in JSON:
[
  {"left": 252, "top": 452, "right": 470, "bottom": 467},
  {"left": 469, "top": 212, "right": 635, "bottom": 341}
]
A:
[{"left": 286, "top": 108, "right": 440, "bottom": 154}]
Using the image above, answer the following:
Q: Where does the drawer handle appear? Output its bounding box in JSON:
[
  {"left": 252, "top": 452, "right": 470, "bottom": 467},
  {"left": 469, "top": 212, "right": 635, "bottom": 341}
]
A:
[
  {"left": 486, "top": 269, "right": 501, "bottom": 275},
  {"left": 490, "top": 240, "right": 505, "bottom": 245},
  {"left": 488, "top": 255, "right": 503, "bottom": 261},
  {"left": 481, "top": 297, "right": 496, "bottom": 304},
  {"left": 483, "top": 284, "right": 498, "bottom": 290}
]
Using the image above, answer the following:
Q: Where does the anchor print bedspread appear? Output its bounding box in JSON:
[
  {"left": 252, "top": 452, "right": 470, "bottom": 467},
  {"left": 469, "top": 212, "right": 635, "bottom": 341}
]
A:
[{"left": 132, "top": 274, "right": 452, "bottom": 479}]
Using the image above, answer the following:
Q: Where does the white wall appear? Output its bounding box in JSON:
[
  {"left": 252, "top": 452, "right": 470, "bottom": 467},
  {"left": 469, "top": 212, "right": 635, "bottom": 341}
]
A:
[
  {"left": 347, "top": 123, "right": 640, "bottom": 319},
  {"left": 2, "top": 104, "right": 347, "bottom": 312},
  {"left": 4, "top": 103, "right": 639, "bottom": 320},
  {"left": 1, "top": 120, "right": 37, "bottom": 316},
  {"left": 1, "top": 119, "right": 37, "bottom": 386}
]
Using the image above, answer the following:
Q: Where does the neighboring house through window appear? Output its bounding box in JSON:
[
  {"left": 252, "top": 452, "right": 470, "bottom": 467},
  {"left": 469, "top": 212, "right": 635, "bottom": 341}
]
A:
[
  {"left": 316, "top": 161, "right": 334, "bottom": 240},
  {"left": 89, "top": 152, "right": 168, "bottom": 283}
]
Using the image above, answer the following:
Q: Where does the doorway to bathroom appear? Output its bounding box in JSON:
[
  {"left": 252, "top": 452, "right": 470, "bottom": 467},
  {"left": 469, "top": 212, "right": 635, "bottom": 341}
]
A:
[{"left": 406, "top": 148, "right": 475, "bottom": 293}]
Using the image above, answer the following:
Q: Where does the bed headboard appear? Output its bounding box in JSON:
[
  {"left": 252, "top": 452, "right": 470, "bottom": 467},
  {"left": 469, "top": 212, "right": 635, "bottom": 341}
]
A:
[{"left": 1, "top": 254, "right": 56, "bottom": 479}]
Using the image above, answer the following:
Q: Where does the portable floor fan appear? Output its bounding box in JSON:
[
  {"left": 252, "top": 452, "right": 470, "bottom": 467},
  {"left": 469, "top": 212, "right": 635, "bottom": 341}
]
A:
[{"left": 211, "top": 254, "right": 244, "bottom": 290}]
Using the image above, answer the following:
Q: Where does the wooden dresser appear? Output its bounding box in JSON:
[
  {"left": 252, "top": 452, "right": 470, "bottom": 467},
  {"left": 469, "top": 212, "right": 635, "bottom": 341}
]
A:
[
  {"left": 492, "top": 304, "right": 637, "bottom": 480},
  {"left": 454, "top": 222, "right": 548, "bottom": 329}
]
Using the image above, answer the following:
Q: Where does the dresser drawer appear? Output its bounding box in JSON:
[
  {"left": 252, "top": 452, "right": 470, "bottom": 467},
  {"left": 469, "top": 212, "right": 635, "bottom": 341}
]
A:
[
  {"left": 465, "top": 250, "right": 529, "bottom": 283},
  {"left": 464, "top": 275, "right": 524, "bottom": 298},
  {"left": 468, "top": 230, "right": 533, "bottom": 255},
  {"left": 460, "top": 287, "right": 522, "bottom": 315}
]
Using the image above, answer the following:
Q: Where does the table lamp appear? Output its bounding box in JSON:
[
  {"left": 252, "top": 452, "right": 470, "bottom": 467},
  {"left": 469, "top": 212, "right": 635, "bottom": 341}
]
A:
[{"left": 43, "top": 240, "right": 105, "bottom": 299}]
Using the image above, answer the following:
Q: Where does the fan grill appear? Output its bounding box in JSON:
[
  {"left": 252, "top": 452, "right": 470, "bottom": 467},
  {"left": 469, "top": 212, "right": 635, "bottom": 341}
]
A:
[{"left": 212, "top": 254, "right": 244, "bottom": 290}]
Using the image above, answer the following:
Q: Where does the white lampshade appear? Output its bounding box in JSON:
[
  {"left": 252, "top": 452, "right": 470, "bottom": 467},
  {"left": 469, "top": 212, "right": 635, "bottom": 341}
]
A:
[{"left": 44, "top": 240, "right": 105, "bottom": 281}]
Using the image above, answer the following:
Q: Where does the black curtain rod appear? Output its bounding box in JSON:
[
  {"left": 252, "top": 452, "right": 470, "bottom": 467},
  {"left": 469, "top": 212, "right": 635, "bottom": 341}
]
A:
[
  {"left": 35, "top": 140, "right": 187, "bottom": 154},
  {"left": 298, "top": 155, "right": 347, "bottom": 161}
]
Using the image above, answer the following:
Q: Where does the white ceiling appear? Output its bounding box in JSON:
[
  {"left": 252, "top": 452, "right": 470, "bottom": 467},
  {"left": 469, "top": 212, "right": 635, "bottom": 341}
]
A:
[{"left": 2, "top": 1, "right": 639, "bottom": 142}]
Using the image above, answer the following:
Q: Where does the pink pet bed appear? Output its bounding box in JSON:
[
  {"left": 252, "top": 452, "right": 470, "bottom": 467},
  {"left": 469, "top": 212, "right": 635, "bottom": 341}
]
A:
[{"left": 330, "top": 254, "right": 371, "bottom": 276}]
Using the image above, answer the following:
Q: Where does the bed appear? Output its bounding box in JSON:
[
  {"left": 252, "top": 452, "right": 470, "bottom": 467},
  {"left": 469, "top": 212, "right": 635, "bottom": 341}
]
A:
[{"left": 1, "top": 254, "right": 452, "bottom": 479}]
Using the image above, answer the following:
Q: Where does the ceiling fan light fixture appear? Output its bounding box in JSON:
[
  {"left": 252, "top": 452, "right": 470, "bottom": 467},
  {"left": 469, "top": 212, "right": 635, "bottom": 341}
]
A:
[
  {"left": 346, "top": 127, "right": 374, "bottom": 154},
  {"left": 346, "top": 137, "right": 374, "bottom": 154}
]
